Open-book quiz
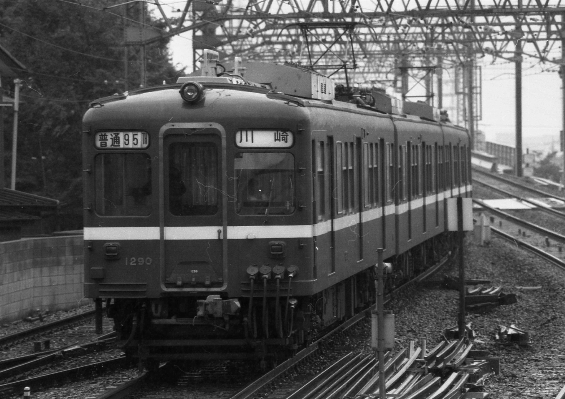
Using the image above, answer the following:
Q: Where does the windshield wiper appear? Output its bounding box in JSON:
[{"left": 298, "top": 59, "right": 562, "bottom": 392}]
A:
[{"left": 265, "top": 177, "right": 275, "bottom": 216}]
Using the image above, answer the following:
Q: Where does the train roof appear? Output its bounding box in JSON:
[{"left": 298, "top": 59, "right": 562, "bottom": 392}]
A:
[{"left": 86, "top": 52, "right": 466, "bottom": 133}]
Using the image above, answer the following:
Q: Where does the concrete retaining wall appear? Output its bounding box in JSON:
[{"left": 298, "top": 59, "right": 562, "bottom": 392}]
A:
[{"left": 0, "top": 235, "right": 85, "bottom": 323}]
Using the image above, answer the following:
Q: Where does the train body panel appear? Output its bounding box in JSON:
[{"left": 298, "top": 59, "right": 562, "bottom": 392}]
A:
[{"left": 82, "top": 62, "right": 471, "bottom": 362}]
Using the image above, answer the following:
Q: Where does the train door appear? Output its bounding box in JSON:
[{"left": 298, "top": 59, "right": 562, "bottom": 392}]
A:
[
  {"left": 329, "top": 136, "right": 336, "bottom": 274},
  {"left": 160, "top": 126, "right": 227, "bottom": 291}
]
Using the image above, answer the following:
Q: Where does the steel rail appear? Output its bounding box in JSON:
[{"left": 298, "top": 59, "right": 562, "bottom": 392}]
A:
[
  {"left": 473, "top": 168, "right": 565, "bottom": 204},
  {"left": 489, "top": 226, "right": 565, "bottom": 272},
  {"left": 0, "top": 337, "right": 116, "bottom": 380},
  {"left": 473, "top": 177, "right": 565, "bottom": 219},
  {"left": 0, "top": 356, "right": 128, "bottom": 397},
  {"left": 0, "top": 309, "right": 96, "bottom": 348},
  {"left": 556, "top": 383, "right": 565, "bottom": 399}
]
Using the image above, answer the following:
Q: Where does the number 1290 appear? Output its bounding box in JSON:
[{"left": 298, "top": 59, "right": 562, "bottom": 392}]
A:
[{"left": 126, "top": 257, "right": 153, "bottom": 266}]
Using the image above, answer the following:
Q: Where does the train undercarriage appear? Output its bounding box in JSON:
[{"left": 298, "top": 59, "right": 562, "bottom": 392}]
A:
[{"left": 105, "top": 233, "right": 455, "bottom": 369}]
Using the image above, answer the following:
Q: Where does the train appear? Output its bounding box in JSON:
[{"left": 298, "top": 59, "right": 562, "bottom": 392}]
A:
[{"left": 82, "top": 51, "right": 471, "bottom": 369}]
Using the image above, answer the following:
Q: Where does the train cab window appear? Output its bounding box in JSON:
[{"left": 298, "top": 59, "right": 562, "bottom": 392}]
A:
[
  {"left": 168, "top": 142, "right": 219, "bottom": 216},
  {"left": 94, "top": 153, "right": 152, "bottom": 216},
  {"left": 235, "top": 152, "right": 295, "bottom": 215}
]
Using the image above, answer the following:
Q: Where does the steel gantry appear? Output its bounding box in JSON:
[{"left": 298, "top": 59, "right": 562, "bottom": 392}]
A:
[{"left": 142, "top": 0, "right": 565, "bottom": 176}]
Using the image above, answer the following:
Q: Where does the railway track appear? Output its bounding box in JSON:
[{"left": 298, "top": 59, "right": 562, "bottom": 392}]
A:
[
  {"left": 0, "top": 354, "right": 129, "bottom": 398},
  {"left": 473, "top": 168, "right": 565, "bottom": 205},
  {"left": 473, "top": 177, "right": 565, "bottom": 219},
  {"left": 473, "top": 198, "right": 565, "bottom": 272},
  {"left": 0, "top": 309, "right": 96, "bottom": 349}
]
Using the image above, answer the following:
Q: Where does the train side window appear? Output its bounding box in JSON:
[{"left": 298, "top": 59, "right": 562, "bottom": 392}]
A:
[
  {"left": 438, "top": 145, "right": 443, "bottom": 191},
  {"left": 363, "top": 143, "right": 370, "bottom": 207},
  {"left": 235, "top": 152, "right": 295, "bottom": 216},
  {"left": 336, "top": 142, "right": 344, "bottom": 214},
  {"left": 410, "top": 144, "right": 417, "bottom": 198},
  {"left": 426, "top": 145, "right": 433, "bottom": 195},
  {"left": 342, "top": 142, "right": 354, "bottom": 213},
  {"left": 169, "top": 142, "right": 219, "bottom": 216},
  {"left": 373, "top": 143, "right": 379, "bottom": 206},
  {"left": 94, "top": 153, "right": 152, "bottom": 216},
  {"left": 386, "top": 143, "right": 394, "bottom": 202},
  {"left": 462, "top": 145, "right": 468, "bottom": 185},
  {"left": 446, "top": 145, "right": 452, "bottom": 189},
  {"left": 398, "top": 145, "right": 404, "bottom": 201},
  {"left": 454, "top": 145, "right": 460, "bottom": 187},
  {"left": 317, "top": 141, "right": 325, "bottom": 220}
]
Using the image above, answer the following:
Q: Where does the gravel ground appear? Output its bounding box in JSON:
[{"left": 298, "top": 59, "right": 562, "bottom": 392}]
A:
[{"left": 389, "top": 232, "right": 565, "bottom": 397}]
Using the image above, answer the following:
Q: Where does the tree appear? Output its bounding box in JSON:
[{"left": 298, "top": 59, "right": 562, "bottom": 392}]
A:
[
  {"left": 534, "top": 151, "right": 562, "bottom": 183},
  {"left": 0, "top": 0, "right": 183, "bottom": 229}
]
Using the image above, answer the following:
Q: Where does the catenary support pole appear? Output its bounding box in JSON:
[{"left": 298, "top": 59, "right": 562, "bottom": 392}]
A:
[
  {"left": 437, "top": 48, "right": 443, "bottom": 110},
  {"left": 515, "top": 2, "right": 523, "bottom": 177}
]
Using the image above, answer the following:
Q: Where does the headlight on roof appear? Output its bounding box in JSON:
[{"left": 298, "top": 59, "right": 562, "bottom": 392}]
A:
[{"left": 179, "top": 81, "right": 205, "bottom": 104}]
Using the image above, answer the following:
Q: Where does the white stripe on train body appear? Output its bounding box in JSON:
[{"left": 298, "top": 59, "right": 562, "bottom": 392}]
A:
[{"left": 84, "top": 186, "right": 471, "bottom": 241}]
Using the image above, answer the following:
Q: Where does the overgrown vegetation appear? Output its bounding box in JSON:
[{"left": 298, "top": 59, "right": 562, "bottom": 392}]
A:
[
  {"left": 0, "top": 0, "right": 183, "bottom": 229},
  {"left": 534, "top": 151, "right": 562, "bottom": 183}
]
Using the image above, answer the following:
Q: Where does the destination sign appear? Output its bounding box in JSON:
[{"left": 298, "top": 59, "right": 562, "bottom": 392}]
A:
[
  {"left": 235, "top": 130, "right": 294, "bottom": 148},
  {"left": 95, "top": 131, "right": 149, "bottom": 149}
]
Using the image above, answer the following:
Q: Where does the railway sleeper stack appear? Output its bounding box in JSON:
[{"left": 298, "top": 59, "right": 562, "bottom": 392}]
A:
[{"left": 293, "top": 337, "right": 497, "bottom": 399}]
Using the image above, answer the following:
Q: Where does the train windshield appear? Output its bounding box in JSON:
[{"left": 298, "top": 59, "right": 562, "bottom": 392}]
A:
[
  {"left": 94, "top": 153, "right": 152, "bottom": 216},
  {"left": 168, "top": 142, "right": 219, "bottom": 216},
  {"left": 235, "top": 153, "right": 295, "bottom": 215}
]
